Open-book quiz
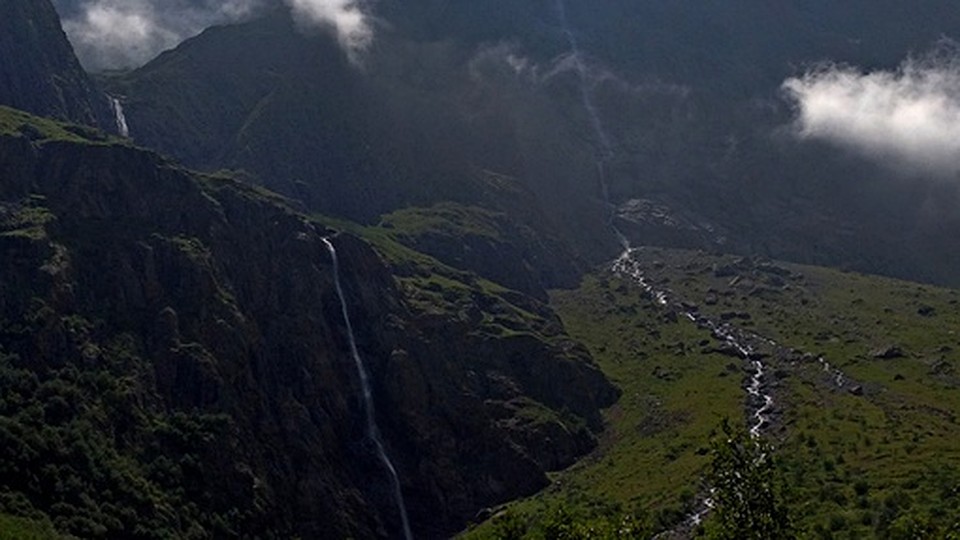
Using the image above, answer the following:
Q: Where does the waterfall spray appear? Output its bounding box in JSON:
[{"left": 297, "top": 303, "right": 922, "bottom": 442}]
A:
[
  {"left": 108, "top": 96, "right": 129, "bottom": 137},
  {"left": 323, "top": 238, "right": 413, "bottom": 540}
]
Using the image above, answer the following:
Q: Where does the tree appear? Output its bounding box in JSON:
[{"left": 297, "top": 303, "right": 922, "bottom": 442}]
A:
[{"left": 706, "top": 419, "right": 793, "bottom": 539}]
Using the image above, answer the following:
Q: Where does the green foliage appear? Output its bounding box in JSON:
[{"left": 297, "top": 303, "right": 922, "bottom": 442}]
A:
[
  {"left": 705, "top": 419, "right": 792, "bottom": 540},
  {"left": 0, "top": 319, "right": 250, "bottom": 539},
  {"left": 0, "top": 107, "right": 116, "bottom": 146},
  {"left": 0, "top": 513, "right": 59, "bottom": 539}
]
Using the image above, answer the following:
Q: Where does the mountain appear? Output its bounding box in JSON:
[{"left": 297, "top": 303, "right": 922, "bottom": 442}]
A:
[
  {"left": 0, "top": 106, "right": 616, "bottom": 538},
  {"left": 3, "top": 1, "right": 960, "bottom": 539},
  {"left": 102, "top": 7, "right": 623, "bottom": 263},
  {"left": 106, "top": 1, "right": 960, "bottom": 287},
  {"left": 0, "top": 0, "right": 114, "bottom": 131}
]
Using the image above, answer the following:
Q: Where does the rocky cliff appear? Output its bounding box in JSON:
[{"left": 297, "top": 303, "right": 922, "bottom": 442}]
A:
[
  {"left": 0, "top": 107, "right": 616, "bottom": 538},
  {"left": 0, "top": 0, "right": 113, "bottom": 130}
]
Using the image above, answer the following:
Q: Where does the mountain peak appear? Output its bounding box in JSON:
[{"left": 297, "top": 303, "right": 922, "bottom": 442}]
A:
[{"left": 0, "top": 0, "right": 113, "bottom": 130}]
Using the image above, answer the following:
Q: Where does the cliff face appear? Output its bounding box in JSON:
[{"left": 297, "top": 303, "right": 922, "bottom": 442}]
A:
[
  {"left": 0, "top": 108, "right": 616, "bottom": 538},
  {"left": 0, "top": 0, "right": 113, "bottom": 130}
]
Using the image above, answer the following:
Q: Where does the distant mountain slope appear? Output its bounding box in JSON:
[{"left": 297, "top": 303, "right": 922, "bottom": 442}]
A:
[
  {"left": 105, "top": 11, "right": 482, "bottom": 220},
  {"left": 0, "top": 106, "right": 616, "bottom": 538},
  {"left": 105, "top": 1, "right": 960, "bottom": 287},
  {"left": 0, "top": 0, "right": 113, "bottom": 130}
]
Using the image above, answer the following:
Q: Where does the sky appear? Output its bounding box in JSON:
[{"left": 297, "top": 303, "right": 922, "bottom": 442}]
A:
[
  {"left": 783, "top": 45, "right": 960, "bottom": 178},
  {"left": 53, "top": 0, "right": 374, "bottom": 71}
]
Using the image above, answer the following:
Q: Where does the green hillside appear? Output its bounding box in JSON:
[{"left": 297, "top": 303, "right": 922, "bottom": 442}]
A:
[{"left": 463, "top": 248, "right": 960, "bottom": 538}]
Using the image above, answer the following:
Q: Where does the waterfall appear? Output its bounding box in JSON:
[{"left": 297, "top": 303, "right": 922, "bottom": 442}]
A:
[
  {"left": 108, "top": 96, "right": 129, "bottom": 137},
  {"left": 555, "top": 0, "right": 613, "bottom": 161},
  {"left": 555, "top": 0, "right": 628, "bottom": 248},
  {"left": 323, "top": 238, "right": 413, "bottom": 540}
]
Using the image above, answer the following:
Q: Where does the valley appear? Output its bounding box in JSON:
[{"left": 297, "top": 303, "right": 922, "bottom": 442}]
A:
[
  {"left": 462, "top": 248, "right": 960, "bottom": 538},
  {"left": 1, "top": 0, "right": 960, "bottom": 538}
]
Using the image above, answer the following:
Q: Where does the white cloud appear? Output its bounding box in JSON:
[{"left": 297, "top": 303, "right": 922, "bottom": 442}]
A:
[
  {"left": 60, "top": 0, "right": 264, "bottom": 71},
  {"left": 286, "top": 0, "right": 373, "bottom": 59},
  {"left": 58, "top": 0, "right": 375, "bottom": 71},
  {"left": 783, "top": 50, "right": 960, "bottom": 176}
]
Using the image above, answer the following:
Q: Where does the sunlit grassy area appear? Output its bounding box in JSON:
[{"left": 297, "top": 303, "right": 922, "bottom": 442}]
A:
[
  {"left": 462, "top": 272, "right": 745, "bottom": 537},
  {"left": 608, "top": 248, "right": 960, "bottom": 536},
  {"left": 462, "top": 247, "right": 960, "bottom": 538}
]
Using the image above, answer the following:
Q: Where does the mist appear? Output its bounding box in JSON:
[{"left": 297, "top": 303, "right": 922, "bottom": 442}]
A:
[
  {"left": 783, "top": 47, "right": 960, "bottom": 177},
  {"left": 286, "top": 0, "right": 373, "bottom": 58},
  {"left": 56, "top": 0, "right": 374, "bottom": 71}
]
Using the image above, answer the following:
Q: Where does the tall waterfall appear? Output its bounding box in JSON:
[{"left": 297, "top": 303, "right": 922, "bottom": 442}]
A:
[
  {"left": 108, "top": 96, "right": 129, "bottom": 137},
  {"left": 555, "top": 0, "right": 627, "bottom": 248},
  {"left": 323, "top": 238, "right": 413, "bottom": 540}
]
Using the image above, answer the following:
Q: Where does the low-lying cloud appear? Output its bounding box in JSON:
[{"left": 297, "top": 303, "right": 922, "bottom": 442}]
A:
[
  {"left": 57, "top": 0, "right": 263, "bottom": 71},
  {"left": 56, "top": 0, "right": 375, "bottom": 71},
  {"left": 783, "top": 49, "right": 960, "bottom": 177}
]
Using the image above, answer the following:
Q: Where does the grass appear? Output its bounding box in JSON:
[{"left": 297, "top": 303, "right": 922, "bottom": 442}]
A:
[
  {"left": 608, "top": 247, "right": 960, "bottom": 536},
  {"left": 461, "top": 271, "right": 746, "bottom": 537},
  {"left": 380, "top": 203, "right": 506, "bottom": 241},
  {"left": 0, "top": 198, "right": 56, "bottom": 241},
  {"left": 0, "top": 106, "right": 118, "bottom": 146},
  {"left": 0, "top": 514, "right": 60, "bottom": 539},
  {"left": 311, "top": 213, "right": 555, "bottom": 340},
  {"left": 462, "top": 247, "right": 960, "bottom": 538}
]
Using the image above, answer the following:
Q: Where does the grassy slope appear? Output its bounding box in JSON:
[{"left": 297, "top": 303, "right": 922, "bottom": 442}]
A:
[
  {"left": 633, "top": 248, "right": 960, "bottom": 537},
  {"left": 462, "top": 271, "right": 745, "bottom": 537},
  {"left": 0, "top": 106, "right": 114, "bottom": 145},
  {"left": 311, "top": 214, "right": 560, "bottom": 344},
  {"left": 463, "top": 248, "right": 960, "bottom": 538}
]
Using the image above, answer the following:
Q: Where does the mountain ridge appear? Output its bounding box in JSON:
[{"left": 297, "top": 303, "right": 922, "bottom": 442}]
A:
[{"left": 0, "top": 0, "right": 114, "bottom": 131}]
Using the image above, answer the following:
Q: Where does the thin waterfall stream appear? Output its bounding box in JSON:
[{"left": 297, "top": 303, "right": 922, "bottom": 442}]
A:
[
  {"left": 323, "top": 238, "right": 413, "bottom": 540},
  {"left": 555, "top": 2, "right": 779, "bottom": 531},
  {"left": 555, "top": 0, "right": 628, "bottom": 249}
]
